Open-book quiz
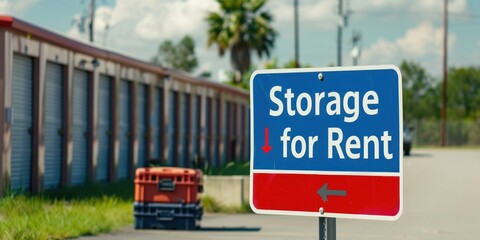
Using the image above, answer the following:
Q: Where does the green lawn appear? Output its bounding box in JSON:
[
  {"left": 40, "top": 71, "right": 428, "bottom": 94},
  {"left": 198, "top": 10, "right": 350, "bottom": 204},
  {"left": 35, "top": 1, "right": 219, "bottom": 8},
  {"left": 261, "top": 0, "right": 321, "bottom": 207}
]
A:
[
  {"left": 201, "top": 195, "right": 252, "bottom": 214},
  {"left": 202, "top": 161, "right": 250, "bottom": 176},
  {"left": 0, "top": 180, "right": 134, "bottom": 240},
  {"left": 0, "top": 161, "right": 253, "bottom": 240}
]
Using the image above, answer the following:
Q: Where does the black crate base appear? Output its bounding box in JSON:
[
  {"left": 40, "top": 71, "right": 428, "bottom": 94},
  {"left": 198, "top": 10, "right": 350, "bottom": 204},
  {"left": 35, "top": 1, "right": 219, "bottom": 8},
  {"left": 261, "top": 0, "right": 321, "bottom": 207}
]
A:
[{"left": 134, "top": 202, "right": 202, "bottom": 230}]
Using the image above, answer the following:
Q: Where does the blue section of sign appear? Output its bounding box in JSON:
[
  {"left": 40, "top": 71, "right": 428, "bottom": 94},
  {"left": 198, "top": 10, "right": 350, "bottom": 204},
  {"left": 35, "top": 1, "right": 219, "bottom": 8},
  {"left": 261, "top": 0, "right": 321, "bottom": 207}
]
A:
[{"left": 252, "top": 68, "right": 401, "bottom": 173}]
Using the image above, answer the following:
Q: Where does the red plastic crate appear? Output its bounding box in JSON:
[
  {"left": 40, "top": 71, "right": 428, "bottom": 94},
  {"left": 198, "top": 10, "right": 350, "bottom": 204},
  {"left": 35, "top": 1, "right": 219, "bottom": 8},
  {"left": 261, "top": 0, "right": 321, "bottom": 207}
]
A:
[{"left": 135, "top": 167, "right": 203, "bottom": 203}]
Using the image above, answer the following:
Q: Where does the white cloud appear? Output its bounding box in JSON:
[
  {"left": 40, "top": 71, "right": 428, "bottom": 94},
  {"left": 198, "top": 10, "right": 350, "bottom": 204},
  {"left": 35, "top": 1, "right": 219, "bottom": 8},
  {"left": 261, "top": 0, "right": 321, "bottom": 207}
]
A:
[
  {"left": 268, "top": 0, "right": 469, "bottom": 26},
  {"left": 0, "top": 0, "right": 39, "bottom": 14},
  {"left": 86, "top": 0, "right": 218, "bottom": 42},
  {"left": 255, "top": 0, "right": 462, "bottom": 33},
  {"left": 361, "top": 22, "right": 456, "bottom": 74},
  {"left": 361, "top": 38, "right": 399, "bottom": 64},
  {"left": 67, "top": 0, "right": 230, "bottom": 76},
  {"left": 64, "top": 0, "right": 471, "bottom": 78},
  {"left": 268, "top": 0, "right": 468, "bottom": 27},
  {"left": 353, "top": 0, "right": 467, "bottom": 13},
  {"left": 396, "top": 22, "right": 450, "bottom": 57},
  {"left": 267, "top": 0, "right": 337, "bottom": 30},
  {"left": 69, "top": 0, "right": 335, "bottom": 77}
]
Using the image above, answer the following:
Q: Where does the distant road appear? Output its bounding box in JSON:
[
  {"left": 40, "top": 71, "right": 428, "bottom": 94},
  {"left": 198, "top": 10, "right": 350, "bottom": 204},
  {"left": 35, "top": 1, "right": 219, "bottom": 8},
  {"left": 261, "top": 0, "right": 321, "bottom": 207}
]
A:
[{"left": 79, "top": 148, "right": 480, "bottom": 240}]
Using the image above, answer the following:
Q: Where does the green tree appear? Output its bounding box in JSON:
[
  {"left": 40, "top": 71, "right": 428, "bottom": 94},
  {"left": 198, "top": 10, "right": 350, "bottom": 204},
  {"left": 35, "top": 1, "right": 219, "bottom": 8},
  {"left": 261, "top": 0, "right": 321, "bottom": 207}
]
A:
[
  {"left": 281, "top": 59, "right": 312, "bottom": 68},
  {"left": 447, "top": 66, "right": 480, "bottom": 119},
  {"left": 206, "top": 0, "right": 276, "bottom": 84},
  {"left": 263, "top": 58, "right": 312, "bottom": 69},
  {"left": 400, "top": 60, "right": 439, "bottom": 122},
  {"left": 151, "top": 35, "right": 198, "bottom": 73},
  {"left": 199, "top": 71, "right": 212, "bottom": 78}
]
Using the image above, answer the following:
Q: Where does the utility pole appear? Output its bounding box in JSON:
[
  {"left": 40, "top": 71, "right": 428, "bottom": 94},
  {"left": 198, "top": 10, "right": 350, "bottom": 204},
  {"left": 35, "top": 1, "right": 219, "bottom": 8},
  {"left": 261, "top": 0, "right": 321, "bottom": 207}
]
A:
[
  {"left": 337, "top": 0, "right": 343, "bottom": 66},
  {"left": 294, "top": 0, "right": 299, "bottom": 68},
  {"left": 441, "top": 0, "right": 448, "bottom": 146},
  {"left": 351, "top": 31, "right": 361, "bottom": 66},
  {"left": 89, "top": 0, "right": 95, "bottom": 43}
]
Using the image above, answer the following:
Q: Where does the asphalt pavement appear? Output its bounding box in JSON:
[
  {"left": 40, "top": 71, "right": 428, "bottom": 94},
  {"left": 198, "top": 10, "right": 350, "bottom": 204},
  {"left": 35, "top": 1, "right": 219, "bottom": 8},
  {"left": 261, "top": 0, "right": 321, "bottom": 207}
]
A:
[{"left": 78, "top": 148, "right": 480, "bottom": 240}]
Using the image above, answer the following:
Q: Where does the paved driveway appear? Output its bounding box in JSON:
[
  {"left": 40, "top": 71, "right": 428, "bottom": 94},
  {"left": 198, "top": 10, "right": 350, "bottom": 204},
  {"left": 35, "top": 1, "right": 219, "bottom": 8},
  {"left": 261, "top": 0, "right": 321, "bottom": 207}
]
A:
[{"left": 79, "top": 148, "right": 480, "bottom": 240}]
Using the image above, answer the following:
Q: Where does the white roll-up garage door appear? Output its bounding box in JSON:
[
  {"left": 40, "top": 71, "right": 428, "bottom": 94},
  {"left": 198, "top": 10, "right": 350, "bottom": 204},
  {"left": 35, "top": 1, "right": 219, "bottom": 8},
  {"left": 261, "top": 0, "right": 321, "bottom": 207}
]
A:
[
  {"left": 97, "top": 75, "right": 111, "bottom": 181},
  {"left": 181, "top": 93, "right": 190, "bottom": 167},
  {"left": 204, "top": 97, "right": 212, "bottom": 165},
  {"left": 72, "top": 69, "right": 89, "bottom": 185},
  {"left": 222, "top": 101, "right": 229, "bottom": 164},
  {"left": 194, "top": 95, "right": 201, "bottom": 161},
  {"left": 137, "top": 84, "right": 147, "bottom": 168},
  {"left": 43, "top": 62, "right": 63, "bottom": 188},
  {"left": 168, "top": 91, "right": 179, "bottom": 166},
  {"left": 11, "top": 54, "right": 34, "bottom": 190},
  {"left": 213, "top": 99, "right": 220, "bottom": 168},
  {"left": 151, "top": 87, "right": 162, "bottom": 160},
  {"left": 118, "top": 80, "right": 131, "bottom": 179}
]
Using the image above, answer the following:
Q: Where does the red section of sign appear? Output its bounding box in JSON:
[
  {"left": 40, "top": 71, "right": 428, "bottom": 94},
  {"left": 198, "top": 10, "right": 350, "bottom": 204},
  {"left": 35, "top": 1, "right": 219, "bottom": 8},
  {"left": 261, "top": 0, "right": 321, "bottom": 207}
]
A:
[{"left": 252, "top": 173, "right": 400, "bottom": 216}]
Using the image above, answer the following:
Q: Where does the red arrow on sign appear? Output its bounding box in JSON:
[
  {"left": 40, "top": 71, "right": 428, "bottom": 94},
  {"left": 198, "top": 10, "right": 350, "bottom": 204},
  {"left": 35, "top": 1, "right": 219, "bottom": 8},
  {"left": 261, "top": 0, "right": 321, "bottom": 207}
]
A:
[{"left": 261, "top": 128, "right": 272, "bottom": 154}]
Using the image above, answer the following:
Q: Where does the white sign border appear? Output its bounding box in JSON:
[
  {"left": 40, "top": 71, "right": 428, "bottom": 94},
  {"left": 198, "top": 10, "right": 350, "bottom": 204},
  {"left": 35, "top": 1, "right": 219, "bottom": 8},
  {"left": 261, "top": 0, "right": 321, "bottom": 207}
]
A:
[{"left": 249, "top": 64, "right": 403, "bottom": 221}]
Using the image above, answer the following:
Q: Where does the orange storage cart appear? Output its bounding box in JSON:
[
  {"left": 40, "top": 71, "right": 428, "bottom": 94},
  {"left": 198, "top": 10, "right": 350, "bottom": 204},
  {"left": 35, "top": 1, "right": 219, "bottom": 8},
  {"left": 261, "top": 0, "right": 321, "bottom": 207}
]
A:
[{"left": 135, "top": 167, "right": 203, "bottom": 203}]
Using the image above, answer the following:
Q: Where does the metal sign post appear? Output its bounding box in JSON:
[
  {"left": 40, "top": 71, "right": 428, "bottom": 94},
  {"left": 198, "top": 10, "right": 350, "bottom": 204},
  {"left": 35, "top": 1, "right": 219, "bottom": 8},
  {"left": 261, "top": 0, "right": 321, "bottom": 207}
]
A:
[{"left": 319, "top": 217, "right": 336, "bottom": 240}]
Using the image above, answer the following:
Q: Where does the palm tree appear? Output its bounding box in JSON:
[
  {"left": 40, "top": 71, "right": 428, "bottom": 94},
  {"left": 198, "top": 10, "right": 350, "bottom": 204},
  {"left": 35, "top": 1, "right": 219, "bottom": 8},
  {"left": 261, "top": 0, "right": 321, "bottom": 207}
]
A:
[{"left": 206, "top": 0, "right": 276, "bottom": 84}]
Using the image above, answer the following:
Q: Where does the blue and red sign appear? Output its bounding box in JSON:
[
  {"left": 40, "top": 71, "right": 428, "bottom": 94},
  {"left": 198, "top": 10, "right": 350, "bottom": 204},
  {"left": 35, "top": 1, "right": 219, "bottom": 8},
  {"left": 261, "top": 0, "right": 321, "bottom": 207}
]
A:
[{"left": 249, "top": 65, "right": 403, "bottom": 220}]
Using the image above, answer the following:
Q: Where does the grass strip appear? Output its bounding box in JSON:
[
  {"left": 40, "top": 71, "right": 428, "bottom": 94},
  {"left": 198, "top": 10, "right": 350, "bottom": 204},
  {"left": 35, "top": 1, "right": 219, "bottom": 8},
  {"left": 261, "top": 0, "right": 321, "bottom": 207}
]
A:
[
  {"left": 201, "top": 195, "right": 252, "bottom": 214},
  {"left": 0, "top": 167, "right": 255, "bottom": 239},
  {"left": 201, "top": 161, "right": 250, "bottom": 176},
  {"left": 0, "top": 180, "right": 134, "bottom": 240}
]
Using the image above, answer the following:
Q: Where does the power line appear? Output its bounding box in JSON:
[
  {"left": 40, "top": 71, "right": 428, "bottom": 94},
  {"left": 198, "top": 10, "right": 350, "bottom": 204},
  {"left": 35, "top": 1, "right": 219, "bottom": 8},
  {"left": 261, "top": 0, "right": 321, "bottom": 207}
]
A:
[{"left": 351, "top": 10, "right": 480, "bottom": 20}]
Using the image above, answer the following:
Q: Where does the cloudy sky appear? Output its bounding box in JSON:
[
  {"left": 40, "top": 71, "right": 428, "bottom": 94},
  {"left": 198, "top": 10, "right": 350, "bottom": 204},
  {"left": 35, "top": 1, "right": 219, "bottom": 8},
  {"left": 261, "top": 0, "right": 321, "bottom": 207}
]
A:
[{"left": 1, "top": 0, "right": 479, "bottom": 80}]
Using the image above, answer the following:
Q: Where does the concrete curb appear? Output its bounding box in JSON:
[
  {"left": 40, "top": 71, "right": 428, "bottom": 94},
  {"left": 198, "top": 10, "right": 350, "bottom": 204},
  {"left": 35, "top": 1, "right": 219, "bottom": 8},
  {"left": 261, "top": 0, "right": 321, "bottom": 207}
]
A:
[{"left": 203, "top": 175, "right": 250, "bottom": 207}]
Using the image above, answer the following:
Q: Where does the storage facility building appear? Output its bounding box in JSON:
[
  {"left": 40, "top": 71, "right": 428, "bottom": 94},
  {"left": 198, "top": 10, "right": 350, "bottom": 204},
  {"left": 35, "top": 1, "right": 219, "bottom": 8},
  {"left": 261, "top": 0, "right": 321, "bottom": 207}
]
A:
[{"left": 0, "top": 16, "right": 250, "bottom": 195}]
